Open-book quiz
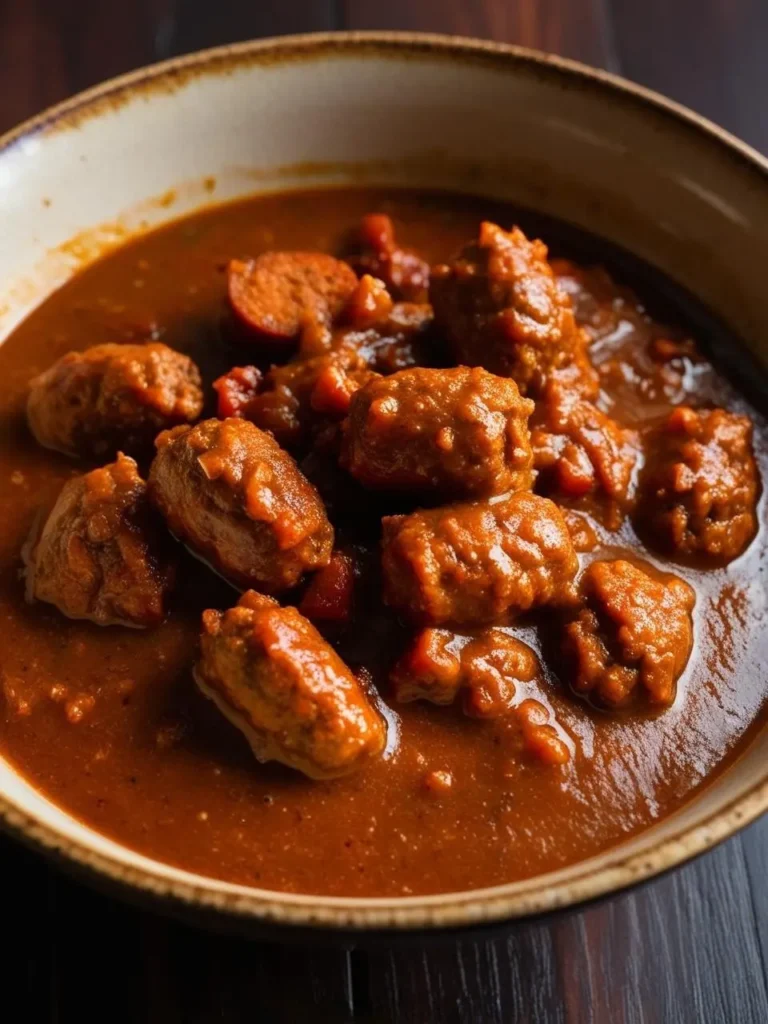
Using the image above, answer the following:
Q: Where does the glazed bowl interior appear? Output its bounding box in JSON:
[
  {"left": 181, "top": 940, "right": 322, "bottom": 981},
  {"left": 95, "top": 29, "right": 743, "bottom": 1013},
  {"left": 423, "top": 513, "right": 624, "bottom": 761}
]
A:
[{"left": 1, "top": 32, "right": 767, "bottom": 933}]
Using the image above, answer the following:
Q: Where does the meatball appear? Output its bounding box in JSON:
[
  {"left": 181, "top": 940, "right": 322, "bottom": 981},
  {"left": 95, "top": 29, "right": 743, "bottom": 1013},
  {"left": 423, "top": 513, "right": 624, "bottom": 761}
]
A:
[
  {"left": 637, "top": 406, "right": 759, "bottom": 561},
  {"left": 24, "top": 453, "right": 175, "bottom": 627},
  {"left": 148, "top": 418, "right": 333, "bottom": 593},
  {"left": 532, "top": 376, "right": 641, "bottom": 525},
  {"left": 382, "top": 491, "right": 578, "bottom": 627},
  {"left": 27, "top": 342, "right": 203, "bottom": 459},
  {"left": 228, "top": 252, "right": 358, "bottom": 343},
  {"left": 430, "top": 222, "right": 589, "bottom": 396},
  {"left": 341, "top": 366, "right": 534, "bottom": 499},
  {"left": 562, "top": 559, "right": 695, "bottom": 710},
  {"left": 349, "top": 214, "right": 430, "bottom": 302},
  {"left": 196, "top": 590, "right": 386, "bottom": 779}
]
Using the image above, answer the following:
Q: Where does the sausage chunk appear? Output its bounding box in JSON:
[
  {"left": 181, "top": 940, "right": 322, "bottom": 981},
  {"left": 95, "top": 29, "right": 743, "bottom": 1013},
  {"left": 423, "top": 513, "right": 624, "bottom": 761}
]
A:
[
  {"left": 532, "top": 375, "right": 641, "bottom": 526},
  {"left": 392, "top": 627, "right": 570, "bottom": 763},
  {"left": 562, "top": 559, "right": 695, "bottom": 710},
  {"left": 148, "top": 418, "right": 333, "bottom": 592},
  {"left": 430, "top": 222, "right": 589, "bottom": 396},
  {"left": 637, "top": 406, "right": 759, "bottom": 562},
  {"left": 24, "top": 453, "right": 174, "bottom": 627},
  {"left": 229, "top": 278, "right": 433, "bottom": 451},
  {"left": 341, "top": 366, "right": 534, "bottom": 499},
  {"left": 27, "top": 342, "right": 203, "bottom": 459},
  {"left": 196, "top": 591, "right": 386, "bottom": 779},
  {"left": 228, "top": 252, "right": 358, "bottom": 343},
  {"left": 382, "top": 491, "right": 578, "bottom": 627},
  {"left": 349, "top": 214, "right": 431, "bottom": 302}
]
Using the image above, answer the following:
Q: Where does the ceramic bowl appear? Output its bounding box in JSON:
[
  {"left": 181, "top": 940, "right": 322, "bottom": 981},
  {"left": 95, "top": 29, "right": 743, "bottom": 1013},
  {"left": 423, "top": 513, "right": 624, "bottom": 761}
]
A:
[{"left": 1, "top": 31, "right": 767, "bottom": 937}]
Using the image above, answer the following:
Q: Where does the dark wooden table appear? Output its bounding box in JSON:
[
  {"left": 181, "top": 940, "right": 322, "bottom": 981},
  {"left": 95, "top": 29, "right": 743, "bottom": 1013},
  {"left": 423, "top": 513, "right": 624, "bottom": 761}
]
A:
[{"left": 2, "top": 2, "right": 767, "bottom": 1021}]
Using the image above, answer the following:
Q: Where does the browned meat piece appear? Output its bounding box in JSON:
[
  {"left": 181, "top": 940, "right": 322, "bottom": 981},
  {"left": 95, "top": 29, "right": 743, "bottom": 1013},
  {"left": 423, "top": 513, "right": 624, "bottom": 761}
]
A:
[
  {"left": 148, "top": 418, "right": 333, "bottom": 592},
  {"left": 637, "top": 406, "right": 759, "bottom": 561},
  {"left": 24, "top": 453, "right": 175, "bottom": 627},
  {"left": 196, "top": 590, "right": 386, "bottom": 779},
  {"left": 531, "top": 375, "right": 641, "bottom": 526},
  {"left": 245, "top": 350, "right": 379, "bottom": 450},
  {"left": 27, "top": 342, "right": 203, "bottom": 459},
  {"left": 349, "top": 214, "right": 430, "bottom": 302},
  {"left": 228, "top": 252, "right": 358, "bottom": 343},
  {"left": 382, "top": 491, "right": 578, "bottom": 627},
  {"left": 391, "top": 627, "right": 538, "bottom": 716},
  {"left": 430, "top": 222, "right": 589, "bottom": 396},
  {"left": 392, "top": 627, "right": 571, "bottom": 763},
  {"left": 242, "top": 279, "right": 433, "bottom": 451},
  {"left": 513, "top": 699, "right": 571, "bottom": 766},
  {"left": 562, "top": 559, "right": 695, "bottom": 710},
  {"left": 341, "top": 366, "right": 534, "bottom": 499}
]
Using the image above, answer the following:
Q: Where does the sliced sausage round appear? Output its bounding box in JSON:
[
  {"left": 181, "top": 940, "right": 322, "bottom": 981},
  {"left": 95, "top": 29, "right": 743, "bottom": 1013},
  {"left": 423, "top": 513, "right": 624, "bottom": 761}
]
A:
[{"left": 228, "top": 252, "right": 358, "bottom": 343}]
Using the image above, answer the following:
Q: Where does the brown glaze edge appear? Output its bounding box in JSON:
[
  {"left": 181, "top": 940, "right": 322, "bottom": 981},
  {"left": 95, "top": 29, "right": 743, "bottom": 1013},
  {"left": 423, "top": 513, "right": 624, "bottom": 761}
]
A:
[{"left": 0, "top": 31, "right": 767, "bottom": 932}]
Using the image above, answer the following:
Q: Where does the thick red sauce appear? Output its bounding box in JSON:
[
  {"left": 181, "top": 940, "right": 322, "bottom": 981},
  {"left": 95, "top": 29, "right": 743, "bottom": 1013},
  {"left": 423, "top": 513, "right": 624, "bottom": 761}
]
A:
[{"left": 0, "top": 188, "right": 765, "bottom": 897}]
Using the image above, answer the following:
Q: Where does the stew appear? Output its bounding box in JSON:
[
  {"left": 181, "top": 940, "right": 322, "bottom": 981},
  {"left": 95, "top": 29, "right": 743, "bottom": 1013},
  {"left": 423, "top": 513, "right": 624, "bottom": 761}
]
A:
[{"left": 0, "top": 187, "right": 765, "bottom": 898}]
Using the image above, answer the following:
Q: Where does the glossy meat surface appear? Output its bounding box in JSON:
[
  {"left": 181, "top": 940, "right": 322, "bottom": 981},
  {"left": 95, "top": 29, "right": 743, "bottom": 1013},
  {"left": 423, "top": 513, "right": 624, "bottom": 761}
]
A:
[
  {"left": 430, "top": 222, "right": 588, "bottom": 396},
  {"left": 27, "top": 342, "right": 203, "bottom": 459},
  {"left": 391, "top": 627, "right": 538, "bottom": 715},
  {"left": 562, "top": 559, "right": 695, "bottom": 710},
  {"left": 532, "top": 374, "right": 641, "bottom": 525},
  {"left": 382, "top": 491, "right": 579, "bottom": 627},
  {"left": 391, "top": 627, "right": 570, "bottom": 763},
  {"left": 25, "top": 453, "right": 174, "bottom": 627},
  {"left": 638, "top": 406, "right": 759, "bottom": 561},
  {"left": 228, "top": 252, "right": 357, "bottom": 343},
  {"left": 342, "top": 366, "right": 534, "bottom": 497},
  {"left": 238, "top": 278, "right": 433, "bottom": 451},
  {"left": 148, "top": 418, "right": 333, "bottom": 592},
  {"left": 197, "top": 591, "right": 385, "bottom": 779}
]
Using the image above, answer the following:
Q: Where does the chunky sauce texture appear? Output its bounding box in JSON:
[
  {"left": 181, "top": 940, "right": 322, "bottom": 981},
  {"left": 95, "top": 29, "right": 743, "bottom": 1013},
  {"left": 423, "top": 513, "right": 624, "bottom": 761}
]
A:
[{"left": 0, "top": 188, "right": 766, "bottom": 897}]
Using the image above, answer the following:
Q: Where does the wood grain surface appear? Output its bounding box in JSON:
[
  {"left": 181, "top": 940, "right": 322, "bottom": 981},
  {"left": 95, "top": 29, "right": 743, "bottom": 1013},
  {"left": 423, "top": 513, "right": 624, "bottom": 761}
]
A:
[{"left": 1, "top": 2, "right": 767, "bottom": 1021}]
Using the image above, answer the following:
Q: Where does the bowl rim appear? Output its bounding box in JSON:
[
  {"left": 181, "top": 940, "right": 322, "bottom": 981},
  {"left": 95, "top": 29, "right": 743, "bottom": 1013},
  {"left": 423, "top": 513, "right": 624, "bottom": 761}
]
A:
[{"left": 1, "top": 29, "right": 767, "bottom": 932}]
